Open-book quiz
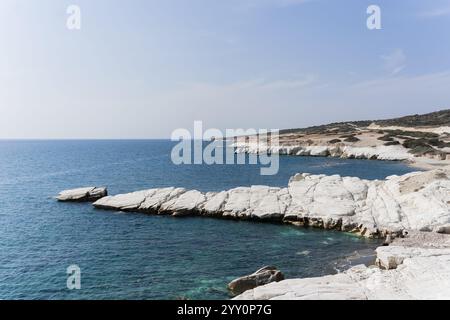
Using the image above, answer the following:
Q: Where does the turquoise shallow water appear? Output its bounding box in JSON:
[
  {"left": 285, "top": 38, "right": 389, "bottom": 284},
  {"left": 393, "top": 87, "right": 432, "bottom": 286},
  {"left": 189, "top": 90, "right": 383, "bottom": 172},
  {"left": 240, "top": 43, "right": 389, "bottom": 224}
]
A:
[{"left": 0, "top": 140, "right": 417, "bottom": 299}]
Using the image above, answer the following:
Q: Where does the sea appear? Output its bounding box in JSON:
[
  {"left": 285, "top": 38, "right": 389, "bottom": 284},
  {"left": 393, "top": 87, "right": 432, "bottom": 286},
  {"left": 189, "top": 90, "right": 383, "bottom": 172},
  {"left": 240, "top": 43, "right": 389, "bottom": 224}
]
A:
[{"left": 0, "top": 140, "right": 418, "bottom": 299}]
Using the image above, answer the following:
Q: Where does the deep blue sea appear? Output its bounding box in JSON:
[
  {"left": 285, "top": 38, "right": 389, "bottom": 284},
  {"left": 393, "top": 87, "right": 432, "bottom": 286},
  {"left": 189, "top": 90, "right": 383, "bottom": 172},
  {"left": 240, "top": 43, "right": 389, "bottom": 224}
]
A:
[{"left": 0, "top": 140, "right": 418, "bottom": 300}]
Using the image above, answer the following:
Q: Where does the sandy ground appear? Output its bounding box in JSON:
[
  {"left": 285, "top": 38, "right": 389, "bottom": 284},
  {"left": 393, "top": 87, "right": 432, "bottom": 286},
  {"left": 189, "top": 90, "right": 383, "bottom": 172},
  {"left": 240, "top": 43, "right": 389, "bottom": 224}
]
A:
[{"left": 406, "top": 157, "right": 450, "bottom": 170}]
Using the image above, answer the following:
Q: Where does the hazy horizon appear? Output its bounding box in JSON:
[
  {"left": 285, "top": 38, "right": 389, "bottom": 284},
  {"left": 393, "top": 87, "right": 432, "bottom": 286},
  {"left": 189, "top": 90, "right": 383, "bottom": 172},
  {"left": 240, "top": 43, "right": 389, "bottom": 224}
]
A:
[{"left": 1, "top": 0, "right": 450, "bottom": 139}]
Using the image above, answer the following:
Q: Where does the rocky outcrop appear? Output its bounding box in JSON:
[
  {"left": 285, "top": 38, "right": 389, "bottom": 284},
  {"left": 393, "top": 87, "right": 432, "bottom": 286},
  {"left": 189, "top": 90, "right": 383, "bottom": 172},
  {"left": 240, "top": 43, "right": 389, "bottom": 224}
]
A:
[
  {"left": 91, "top": 169, "right": 450, "bottom": 238},
  {"left": 56, "top": 187, "right": 107, "bottom": 202},
  {"left": 233, "top": 143, "right": 413, "bottom": 161},
  {"left": 234, "top": 231, "right": 450, "bottom": 300},
  {"left": 227, "top": 266, "right": 284, "bottom": 296},
  {"left": 231, "top": 110, "right": 450, "bottom": 165},
  {"left": 57, "top": 169, "right": 450, "bottom": 300}
]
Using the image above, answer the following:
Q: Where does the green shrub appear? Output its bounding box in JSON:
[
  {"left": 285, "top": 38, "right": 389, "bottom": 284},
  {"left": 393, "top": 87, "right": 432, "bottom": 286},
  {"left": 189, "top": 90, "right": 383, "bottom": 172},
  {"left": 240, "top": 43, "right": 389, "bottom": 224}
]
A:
[
  {"left": 402, "top": 138, "right": 430, "bottom": 149},
  {"left": 378, "top": 135, "right": 394, "bottom": 141},
  {"left": 344, "top": 136, "right": 360, "bottom": 143},
  {"left": 403, "top": 138, "right": 450, "bottom": 149},
  {"left": 408, "top": 145, "right": 436, "bottom": 155},
  {"left": 385, "top": 130, "right": 439, "bottom": 139},
  {"left": 384, "top": 141, "right": 400, "bottom": 146},
  {"left": 427, "top": 138, "right": 450, "bottom": 148}
]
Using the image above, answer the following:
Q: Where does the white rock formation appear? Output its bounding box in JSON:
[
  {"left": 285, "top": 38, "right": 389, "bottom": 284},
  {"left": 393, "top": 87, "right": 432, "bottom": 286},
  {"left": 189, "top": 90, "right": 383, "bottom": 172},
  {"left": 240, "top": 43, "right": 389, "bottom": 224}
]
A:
[
  {"left": 56, "top": 187, "right": 107, "bottom": 202},
  {"left": 234, "top": 231, "right": 450, "bottom": 300},
  {"left": 233, "top": 142, "right": 413, "bottom": 161},
  {"left": 59, "top": 169, "right": 450, "bottom": 300},
  {"left": 92, "top": 169, "right": 450, "bottom": 238}
]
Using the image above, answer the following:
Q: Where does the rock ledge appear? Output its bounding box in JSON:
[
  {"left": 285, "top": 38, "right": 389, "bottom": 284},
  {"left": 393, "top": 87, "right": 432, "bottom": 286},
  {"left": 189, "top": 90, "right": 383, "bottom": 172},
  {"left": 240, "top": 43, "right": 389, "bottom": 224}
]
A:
[
  {"left": 89, "top": 169, "right": 450, "bottom": 238},
  {"left": 56, "top": 187, "right": 107, "bottom": 202}
]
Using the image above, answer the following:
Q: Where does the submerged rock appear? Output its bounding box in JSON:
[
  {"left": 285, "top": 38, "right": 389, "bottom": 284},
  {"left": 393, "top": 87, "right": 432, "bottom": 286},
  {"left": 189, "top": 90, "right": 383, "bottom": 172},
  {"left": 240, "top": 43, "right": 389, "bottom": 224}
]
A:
[
  {"left": 227, "top": 266, "right": 285, "bottom": 296},
  {"left": 56, "top": 187, "right": 107, "bottom": 202}
]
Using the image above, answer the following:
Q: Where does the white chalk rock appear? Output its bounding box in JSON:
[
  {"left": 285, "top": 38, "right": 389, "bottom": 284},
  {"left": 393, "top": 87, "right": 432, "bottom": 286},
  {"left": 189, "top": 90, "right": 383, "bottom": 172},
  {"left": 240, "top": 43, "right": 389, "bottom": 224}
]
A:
[
  {"left": 250, "top": 186, "right": 284, "bottom": 220},
  {"left": 160, "top": 190, "right": 206, "bottom": 216},
  {"left": 202, "top": 191, "right": 228, "bottom": 215},
  {"left": 93, "top": 190, "right": 150, "bottom": 211},
  {"left": 57, "top": 187, "right": 107, "bottom": 202},
  {"left": 232, "top": 141, "right": 415, "bottom": 162},
  {"left": 139, "top": 187, "right": 186, "bottom": 212},
  {"left": 223, "top": 187, "right": 251, "bottom": 217},
  {"left": 83, "top": 169, "right": 450, "bottom": 238}
]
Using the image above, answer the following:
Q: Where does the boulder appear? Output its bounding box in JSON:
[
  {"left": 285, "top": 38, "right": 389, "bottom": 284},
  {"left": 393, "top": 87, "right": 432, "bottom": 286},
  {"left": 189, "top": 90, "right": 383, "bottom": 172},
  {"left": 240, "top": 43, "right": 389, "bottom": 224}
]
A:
[
  {"left": 227, "top": 266, "right": 284, "bottom": 296},
  {"left": 56, "top": 187, "right": 107, "bottom": 202}
]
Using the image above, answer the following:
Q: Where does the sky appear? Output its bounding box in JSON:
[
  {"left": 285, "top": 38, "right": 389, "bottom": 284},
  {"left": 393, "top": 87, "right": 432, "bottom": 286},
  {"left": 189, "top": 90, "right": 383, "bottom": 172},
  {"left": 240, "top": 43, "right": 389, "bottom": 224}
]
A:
[{"left": 1, "top": 0, "right": 450, "bottom": 139}]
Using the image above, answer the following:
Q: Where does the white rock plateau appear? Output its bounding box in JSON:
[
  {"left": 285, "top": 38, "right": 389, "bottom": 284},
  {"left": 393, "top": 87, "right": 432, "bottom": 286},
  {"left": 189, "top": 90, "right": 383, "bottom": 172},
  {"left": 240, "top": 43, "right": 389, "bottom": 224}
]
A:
[{"left": 92, "top": 169, "right": 450, "bottom": 238}]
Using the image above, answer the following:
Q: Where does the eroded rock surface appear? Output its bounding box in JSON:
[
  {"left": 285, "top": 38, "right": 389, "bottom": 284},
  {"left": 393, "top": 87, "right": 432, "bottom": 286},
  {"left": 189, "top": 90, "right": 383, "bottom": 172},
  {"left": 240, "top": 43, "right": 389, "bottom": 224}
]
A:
[
  {"left": 234, "top": 143, "right": 414, "bottom": 161},
  {"left": 91, "top": 169, "right": 450, "bottom": 238},
  {"left": 57, "top": 187, "right": 107, "bottom": 202}
]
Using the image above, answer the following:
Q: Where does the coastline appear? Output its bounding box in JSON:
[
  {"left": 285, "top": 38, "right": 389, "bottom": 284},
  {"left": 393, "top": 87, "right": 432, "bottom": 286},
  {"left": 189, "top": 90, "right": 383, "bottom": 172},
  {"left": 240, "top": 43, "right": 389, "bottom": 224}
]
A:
[
  {"left": 57, "top": 165, "right": 450, "bottom": 299},
  {"left": 56, "top": 125, "right": 450, "bottom": 299},
  {"left": 232, "top": 142, "right": 450, "bottom": 171},
  {"left": 234, "top": 231, "right": 450, "bottom": 300},
  {"left": 60, "top": 168, "right": 448, "bottom": 238},
  {"left": 231, "top": 120, "right": 450, "bottom": 173}
]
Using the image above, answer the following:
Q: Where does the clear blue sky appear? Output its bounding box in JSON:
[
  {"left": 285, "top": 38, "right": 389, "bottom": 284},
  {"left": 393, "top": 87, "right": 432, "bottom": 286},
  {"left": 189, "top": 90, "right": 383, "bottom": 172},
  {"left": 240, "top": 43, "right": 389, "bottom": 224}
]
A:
[{"left": 1, "top": 0, "right": 450, "bottom": 138}]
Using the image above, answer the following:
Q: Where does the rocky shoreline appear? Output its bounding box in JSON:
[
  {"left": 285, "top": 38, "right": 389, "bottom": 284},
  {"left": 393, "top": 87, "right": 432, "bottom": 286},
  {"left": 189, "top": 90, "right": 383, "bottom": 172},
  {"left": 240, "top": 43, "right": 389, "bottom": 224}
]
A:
[
  {"left": 231, "top": 111, "right": 450, "bottom": 170},
  {"left": 57, "top": 168, "right": 450, "bottom": 238},
  {"left": 234, "top": 143, "right": 414, "bottom": 161},
  {"left": 55, "top": 110, "right": 450, "bottom": 299},
  {"left": 56, "top": 168, "right": 450, "bottom": 299},
  {"left": 234, "top": 231, "right": 450, "bottom": 300},
  {"left": 232, "top": 141, "right": 450, "bottom": 171}
]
